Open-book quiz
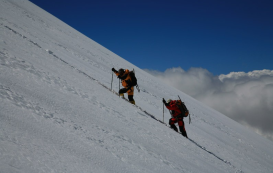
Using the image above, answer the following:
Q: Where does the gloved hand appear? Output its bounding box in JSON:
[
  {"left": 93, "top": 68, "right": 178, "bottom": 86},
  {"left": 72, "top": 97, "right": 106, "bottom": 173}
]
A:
[
  {"left": 162, "top": 98, "right": 166, "bottom": 104},
  {"left": 112, "top": 68, "right": 117, "bottom": 73}
]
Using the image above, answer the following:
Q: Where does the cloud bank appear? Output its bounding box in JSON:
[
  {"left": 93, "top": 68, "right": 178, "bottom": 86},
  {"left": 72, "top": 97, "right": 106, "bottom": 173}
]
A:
[{"left": 146, "top": 67, "right": 273, "bottom": 141}]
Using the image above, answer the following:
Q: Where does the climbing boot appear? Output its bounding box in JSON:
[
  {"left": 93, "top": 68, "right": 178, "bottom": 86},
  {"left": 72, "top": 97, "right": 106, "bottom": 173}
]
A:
[
  {"left": 119, "top": 93, "right": 125, "bottom": 98},
  {"left": 129, "top": 100, "right": 135, "bottom": 105},
  {"left": 170, "top": 124, "right": 178, "bottom": 132}
]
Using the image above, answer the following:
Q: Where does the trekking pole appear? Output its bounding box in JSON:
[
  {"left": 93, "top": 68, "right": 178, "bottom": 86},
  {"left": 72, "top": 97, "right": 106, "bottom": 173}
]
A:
[
  {"left": 178, "top": 95, "right": 181, "bottom": 101},
  {"left": 163, "top": 101, "right": 164, "bottom": 123},
  {"left": 111, "top": 72, "right": 113, "bottom": 90},
  {"left": 119, "top": 79, "right": 120, "bottom": 97}
]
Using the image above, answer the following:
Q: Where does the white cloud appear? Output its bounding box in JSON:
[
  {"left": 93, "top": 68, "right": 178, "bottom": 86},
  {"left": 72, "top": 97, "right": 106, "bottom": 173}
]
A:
[{"left": 146, "top": 67, "right": 273, "bottom": 141}]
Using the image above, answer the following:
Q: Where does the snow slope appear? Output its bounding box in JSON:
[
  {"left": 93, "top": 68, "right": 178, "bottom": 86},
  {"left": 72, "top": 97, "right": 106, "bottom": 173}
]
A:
[{"left": 0, "top": 0, "right": 272, "bottom": 172}]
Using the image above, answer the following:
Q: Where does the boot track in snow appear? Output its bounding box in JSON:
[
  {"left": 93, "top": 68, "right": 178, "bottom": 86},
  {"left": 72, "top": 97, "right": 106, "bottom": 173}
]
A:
[{"left": 46, "top": 51, "right": 243, "bottom": 173}]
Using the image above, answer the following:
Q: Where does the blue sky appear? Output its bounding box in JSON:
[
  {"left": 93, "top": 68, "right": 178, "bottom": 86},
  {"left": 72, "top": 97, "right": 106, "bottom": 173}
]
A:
[
  {"left": 27, "top": 0, "right": 273, "bottom": 140},
  {"left": 29, "top": 0, "right": 273, "bottom": 75}
]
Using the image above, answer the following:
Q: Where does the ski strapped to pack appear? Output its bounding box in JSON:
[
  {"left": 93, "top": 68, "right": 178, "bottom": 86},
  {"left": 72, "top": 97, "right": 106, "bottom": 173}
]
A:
[
  {"left": 178, "top": 95, "right": 191, "bottom": 124},
  {"left": 132, "top": 69, "right": 140, "bottom": 92}
]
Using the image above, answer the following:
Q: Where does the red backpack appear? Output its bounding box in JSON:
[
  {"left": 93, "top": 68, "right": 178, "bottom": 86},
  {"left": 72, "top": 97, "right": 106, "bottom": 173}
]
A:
[{"left": 176, "top": 100, "right": 189, "bottom": 117}]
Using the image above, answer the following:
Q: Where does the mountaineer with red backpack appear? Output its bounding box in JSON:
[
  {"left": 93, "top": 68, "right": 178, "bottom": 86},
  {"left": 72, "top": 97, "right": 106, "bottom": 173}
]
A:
[
  {"left": 163, "top": 98, "right": 188, "bottom": 138},
  {"left": 112, "top": 68, "right": 138, "bottom": 105}
]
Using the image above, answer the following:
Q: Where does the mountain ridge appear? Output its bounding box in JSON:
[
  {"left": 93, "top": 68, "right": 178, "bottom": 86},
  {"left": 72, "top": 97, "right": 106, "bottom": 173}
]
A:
[{"left": 1, "top": 0, "right": 273, "bottom": 172}]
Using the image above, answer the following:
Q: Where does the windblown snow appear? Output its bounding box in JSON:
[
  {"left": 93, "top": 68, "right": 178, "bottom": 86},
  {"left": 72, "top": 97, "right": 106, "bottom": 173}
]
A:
[{"left": 0, "top": 0, "right": 272, "bottom": 173}]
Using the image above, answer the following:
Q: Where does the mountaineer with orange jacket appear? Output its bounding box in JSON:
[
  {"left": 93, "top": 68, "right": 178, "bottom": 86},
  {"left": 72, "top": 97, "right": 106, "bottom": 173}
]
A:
[
  {"left": 112, "top": 68, "right": 135, "bottom": 105},
  {"left": 163, "top": 98, "right": 188, "bottom": 138}
]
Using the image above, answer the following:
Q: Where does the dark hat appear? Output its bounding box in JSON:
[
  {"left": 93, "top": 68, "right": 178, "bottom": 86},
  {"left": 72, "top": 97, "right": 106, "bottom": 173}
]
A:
[{"left": 118, "top": 68, "right": 125, "bottom": 75}]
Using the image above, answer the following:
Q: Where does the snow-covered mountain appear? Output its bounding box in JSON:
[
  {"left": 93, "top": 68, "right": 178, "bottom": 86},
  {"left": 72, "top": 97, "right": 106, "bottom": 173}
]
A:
[{"left": 0, "top": 0, "right": 272, "bottom": 172}]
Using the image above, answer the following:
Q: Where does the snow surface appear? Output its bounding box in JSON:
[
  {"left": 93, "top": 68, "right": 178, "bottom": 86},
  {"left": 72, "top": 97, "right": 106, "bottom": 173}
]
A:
[{"left": 0, "top": 0, "right": 273, "bottom": 173}]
